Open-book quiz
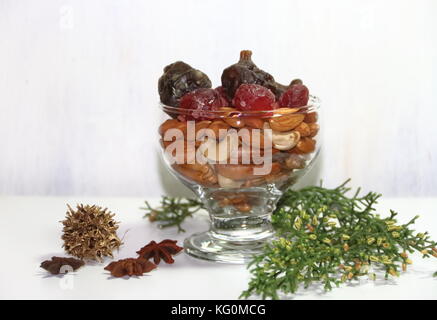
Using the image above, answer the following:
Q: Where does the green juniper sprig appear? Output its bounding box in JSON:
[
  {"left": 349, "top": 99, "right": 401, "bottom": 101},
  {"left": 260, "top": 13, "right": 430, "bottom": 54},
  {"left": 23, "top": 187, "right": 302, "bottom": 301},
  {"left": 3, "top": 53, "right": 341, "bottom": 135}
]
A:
[
  {"left": 240, "top": 180, "right": 437, "bottom": 299},
  {"left": 143, "top": 181, "right": 437, "bottom": 299},
  {"left": 141, "top": 196, "right": 204, "bottom": 232}
]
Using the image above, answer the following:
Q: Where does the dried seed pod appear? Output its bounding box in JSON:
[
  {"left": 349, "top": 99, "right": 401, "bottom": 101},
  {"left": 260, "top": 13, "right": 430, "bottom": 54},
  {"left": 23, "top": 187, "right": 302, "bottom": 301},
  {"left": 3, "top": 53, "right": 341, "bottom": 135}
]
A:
[
  {"left": 269, "top": 112, "right": 304, "bottom": 132},
  {"left": 104, "top": 258, "right": 156, "bottom": 278},
  {"left": 61, "top": 204, "right": 122, "bottom": 261},
  {"left": 308, "top": 122, "right": 319, "bottom": 137},
  {"left": 272, "top": 130, "right": 300, "bottom": 151},
  {"left": 158, "top": 61, "right": 211, "bottom": 107},
  {"left": 294, "top": 122, "right": 311, "bottom": 137},
  {"left": 304, "top": 112, "right": 318, "bottom": 123},
  {"left": 40, "top": 257, "right": 85, "bottom": 275}
]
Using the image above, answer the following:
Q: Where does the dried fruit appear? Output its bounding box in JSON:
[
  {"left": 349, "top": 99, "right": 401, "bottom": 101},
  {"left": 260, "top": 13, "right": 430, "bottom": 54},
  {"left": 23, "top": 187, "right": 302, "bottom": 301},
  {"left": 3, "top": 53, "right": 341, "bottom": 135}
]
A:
[
  {"left": 290, "top": 79, "right": 303, "bottom": 86},
  {"left": 61, "top": 204, "right": 122, "bottom": 261},
  {"left": 279, "top": 84, "right": 309, "bottom": 108},
  {"left": 179, "top": 88, "right": 223, "bottom": 120},
  {"left": 269, "top": 111, "right": 305, "bottom": 132},
  {"left": 215, "top": 86, "right": 231, "bottom": 106},
  {"left": 40, "top": 257, "right": 84, "bottom": 275},
  {"left": 104, "top": 258, "right": 156, "bottom": 278},
  {"left": 221, "top": 50, "right": 284, "bottom": 99},
  {"left": 137, "top": 239, "right": 183, "bottom": 264},
  {"left": 233, "top": 84, "right": 275, "bottom": 111},
  {"left": 158, "top": 61, "right": 211, "bottom": 107}
]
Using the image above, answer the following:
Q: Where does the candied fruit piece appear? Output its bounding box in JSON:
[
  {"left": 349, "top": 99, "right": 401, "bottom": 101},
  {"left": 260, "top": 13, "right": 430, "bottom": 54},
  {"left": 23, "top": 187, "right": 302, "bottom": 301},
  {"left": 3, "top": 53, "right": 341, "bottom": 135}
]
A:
[
  {"left": 233, "top": 84, "right": 275, "bottom": 111},
  {"left": 158, "top": 61, "right": 211, "bottom": 107},
  {"left": 279, "top": 84, "right": 309, "bottom": 108},
  {"left": 221, "top": 50, "right": 285, "bottom": 99},
  {"left": 179, "top": 88, "right": 223, "bottom": 120},
  {"left": 214, "top": 86, "right": 230, "bottom": 107}
]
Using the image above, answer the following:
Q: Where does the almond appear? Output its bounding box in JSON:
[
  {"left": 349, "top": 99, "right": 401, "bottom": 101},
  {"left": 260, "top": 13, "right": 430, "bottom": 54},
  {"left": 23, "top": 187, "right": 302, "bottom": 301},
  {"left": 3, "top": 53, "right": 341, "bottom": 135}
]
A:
[
  {"left": 208, "top": 120, "right": 230, "bottom": 140},
  {"left": 159, "top": 119, "right": 187, "bottom": 137},
  {"left": 269, "top": 113, "right": 304, "bottom": 132},
  {"left": 244, "top": 117, "right": 265, "bottom": 129}
]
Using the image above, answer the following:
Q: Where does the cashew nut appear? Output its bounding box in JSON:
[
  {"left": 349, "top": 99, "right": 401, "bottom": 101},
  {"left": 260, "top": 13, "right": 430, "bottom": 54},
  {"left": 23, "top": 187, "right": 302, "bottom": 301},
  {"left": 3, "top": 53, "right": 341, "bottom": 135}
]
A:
[{"left": 272, "top": 130, "right": 301, "bottom": 151}]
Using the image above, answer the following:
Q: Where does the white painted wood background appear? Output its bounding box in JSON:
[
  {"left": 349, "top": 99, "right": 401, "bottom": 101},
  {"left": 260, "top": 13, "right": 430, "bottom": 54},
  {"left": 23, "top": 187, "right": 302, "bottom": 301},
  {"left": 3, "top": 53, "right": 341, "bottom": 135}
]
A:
[{"left": 0, "top": 0, "right": 436, "bottom": 197}]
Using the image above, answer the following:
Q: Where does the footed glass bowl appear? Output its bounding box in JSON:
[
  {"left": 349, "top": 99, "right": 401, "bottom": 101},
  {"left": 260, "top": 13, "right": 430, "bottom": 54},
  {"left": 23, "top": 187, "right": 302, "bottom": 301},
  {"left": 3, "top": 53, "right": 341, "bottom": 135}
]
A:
[{"left": 158, "top": 96, "right": 321, "bottom": 263}]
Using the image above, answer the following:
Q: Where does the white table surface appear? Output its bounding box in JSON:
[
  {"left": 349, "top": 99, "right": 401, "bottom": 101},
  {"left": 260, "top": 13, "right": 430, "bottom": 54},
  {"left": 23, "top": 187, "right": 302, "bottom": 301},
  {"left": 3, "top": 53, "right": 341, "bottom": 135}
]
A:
[{"left": 0, "top": 196, "right": 436, "bottom": 300}]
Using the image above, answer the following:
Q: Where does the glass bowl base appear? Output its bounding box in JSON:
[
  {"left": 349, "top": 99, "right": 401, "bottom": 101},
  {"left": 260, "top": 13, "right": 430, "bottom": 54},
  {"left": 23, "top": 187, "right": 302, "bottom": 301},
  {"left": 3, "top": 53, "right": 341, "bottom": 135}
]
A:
[{"left": 183, "top": 231, "right": 272, "bottom": 264}]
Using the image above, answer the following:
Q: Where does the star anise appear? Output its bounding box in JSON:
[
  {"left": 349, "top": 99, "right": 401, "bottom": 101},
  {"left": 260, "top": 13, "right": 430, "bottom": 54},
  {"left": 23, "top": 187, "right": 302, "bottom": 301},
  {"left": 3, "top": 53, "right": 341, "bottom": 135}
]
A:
[
  {"left": 136, "top": 239, "right": 183, "bottom": 264},
  {"left": 40, "top": 256, "right": 85, "bottom": 275},
  {"left": 104, "top": 258, "right": 157, "bottom": 278}
]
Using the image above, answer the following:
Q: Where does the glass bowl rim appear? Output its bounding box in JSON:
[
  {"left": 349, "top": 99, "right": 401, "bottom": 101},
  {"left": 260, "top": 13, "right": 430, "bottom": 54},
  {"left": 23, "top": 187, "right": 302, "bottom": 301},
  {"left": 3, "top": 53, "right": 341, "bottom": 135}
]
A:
[{"left": 160, "top": 95, "right": 321, "bottom": 118}]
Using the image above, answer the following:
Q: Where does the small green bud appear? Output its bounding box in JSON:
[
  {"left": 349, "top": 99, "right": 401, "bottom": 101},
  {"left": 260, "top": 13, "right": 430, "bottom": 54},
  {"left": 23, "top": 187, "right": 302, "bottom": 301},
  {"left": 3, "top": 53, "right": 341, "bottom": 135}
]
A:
[
  {"left": 342, "top": 234, "right": 350, "bottom": 241},
  {"left": 309, "top": 234, "right": 317, "bottom": 240},
  {"left": 367, "top": 237, "right": 376, "bottom": 245},
  {"left": 322, "top": 238, "right": 331, "bottom": 244},
  {"left": 369, "top": 256, "right": 379, "bottom": 262}
]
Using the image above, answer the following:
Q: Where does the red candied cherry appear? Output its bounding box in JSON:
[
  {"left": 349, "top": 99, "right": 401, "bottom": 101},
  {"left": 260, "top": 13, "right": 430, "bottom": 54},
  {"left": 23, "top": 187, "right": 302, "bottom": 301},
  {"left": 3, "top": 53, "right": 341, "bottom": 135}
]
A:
[
  {"left": 214, "top": 86, "right": 230, "bottom": 107},
  {"left": 179, "top": 88, "right": 223, "bottom": 120},
  {"left": 279, "top": 84, "right": 309, "bottom": 108},
  {"left": 232, "top": 84, "right": 275, "bottom": 111}
]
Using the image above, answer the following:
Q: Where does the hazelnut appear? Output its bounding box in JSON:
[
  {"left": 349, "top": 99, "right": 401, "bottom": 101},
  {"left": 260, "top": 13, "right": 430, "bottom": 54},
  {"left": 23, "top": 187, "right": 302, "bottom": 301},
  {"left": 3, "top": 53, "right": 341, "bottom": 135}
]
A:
[
  {"left": 294, "top": 122, "right": 311, "bottom": 137},
  {"left": 304, "top": 112, "right": 318, "bottom": 123},
  {"left": 295, "top": 137, "right": 316, "bottom": 154},
  {"left": 308, "top": 123, "right": 319, "bottom": 137}
]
